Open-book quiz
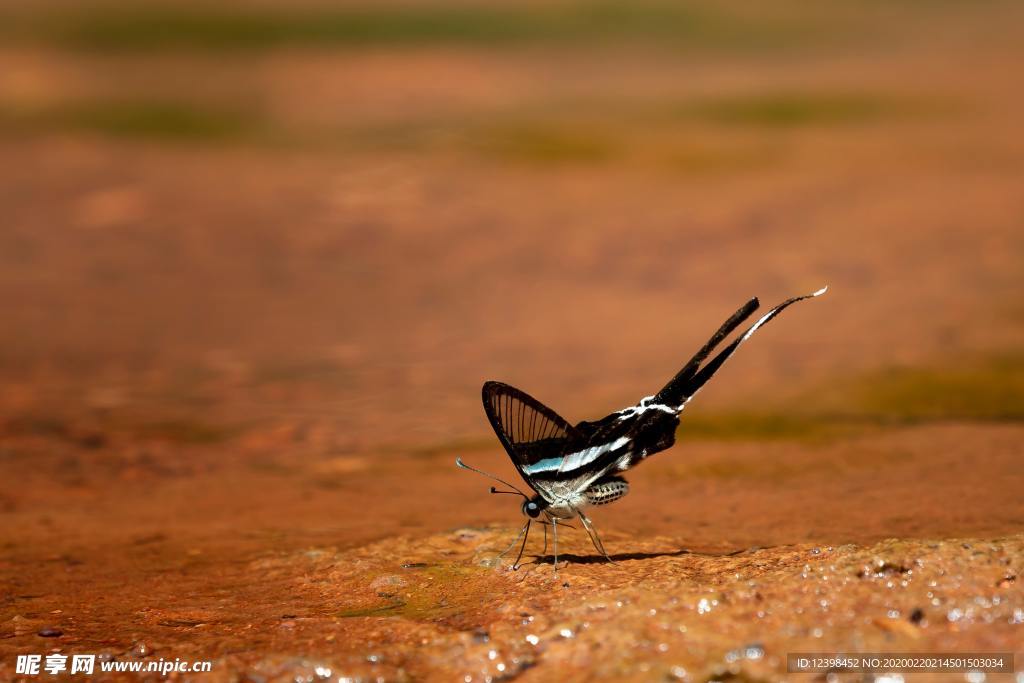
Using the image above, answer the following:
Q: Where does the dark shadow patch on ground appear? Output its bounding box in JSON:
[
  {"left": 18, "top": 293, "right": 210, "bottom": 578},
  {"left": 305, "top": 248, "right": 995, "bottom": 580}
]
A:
[{"left": 529, "top": 546, "right": 760, "bottom": 565}]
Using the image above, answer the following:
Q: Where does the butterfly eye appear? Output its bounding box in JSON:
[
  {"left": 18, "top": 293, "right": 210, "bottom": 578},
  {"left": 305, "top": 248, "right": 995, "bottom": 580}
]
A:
[{"left": 523, "top": 501, "right": 541, "bottom": 518}]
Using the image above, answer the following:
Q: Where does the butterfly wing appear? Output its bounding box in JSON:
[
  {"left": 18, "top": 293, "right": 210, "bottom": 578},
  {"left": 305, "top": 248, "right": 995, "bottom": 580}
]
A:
[
  {"left": 481, "top": 381, "right": 582, "bottom": 499},
  {"left": 547, "top": 415, "right": 649, "bottom": 501},
  {"left": 652, "top": 297, "right": 759, "bottom": 407},
  {"left": 657, "top": 287, "right": 828, "bottom": 407},
  {"left": 481, "top": 288, "right": 827, "bottom": 504}
]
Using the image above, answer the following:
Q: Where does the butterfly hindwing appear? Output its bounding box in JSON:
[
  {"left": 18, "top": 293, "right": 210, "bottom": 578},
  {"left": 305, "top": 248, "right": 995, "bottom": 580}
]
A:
[{"left": 556, "top": 402, "right": 679, "bottom": 491}]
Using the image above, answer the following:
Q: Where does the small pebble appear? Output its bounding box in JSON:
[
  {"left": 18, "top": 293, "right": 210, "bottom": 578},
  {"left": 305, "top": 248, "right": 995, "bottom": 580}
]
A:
[{"left": 37, "top": 627, "right": 63, "bottom": 638}]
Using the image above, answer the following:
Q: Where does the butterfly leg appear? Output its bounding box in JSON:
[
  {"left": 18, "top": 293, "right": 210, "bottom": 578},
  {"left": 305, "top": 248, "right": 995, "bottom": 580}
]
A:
[
  {"left": 541, "top": 522, "right": 548, "bottom": 557},
  {"left": 551, "top": 517, "right": 560, "bottom": 572},
  {"left": 577, "top": 510, "right": 616, "bottom": 564},
  {"left": 511, "top": 521, "right": 532, "bottom": 570}
]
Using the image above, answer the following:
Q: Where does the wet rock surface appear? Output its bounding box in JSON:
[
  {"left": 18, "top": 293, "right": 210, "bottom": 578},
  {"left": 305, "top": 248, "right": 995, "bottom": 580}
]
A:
[
  {"left": 226, "top": 532, "right": 1024, "bottom": 681},
  {"left": 3, "top": 526, "right": 1022, "bottom": 681}
]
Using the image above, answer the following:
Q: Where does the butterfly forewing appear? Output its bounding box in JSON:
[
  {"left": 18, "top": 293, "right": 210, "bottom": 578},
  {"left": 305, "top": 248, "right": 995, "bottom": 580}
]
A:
[{"left": 481, "top": 381, "right": 580, "bottom": 489}]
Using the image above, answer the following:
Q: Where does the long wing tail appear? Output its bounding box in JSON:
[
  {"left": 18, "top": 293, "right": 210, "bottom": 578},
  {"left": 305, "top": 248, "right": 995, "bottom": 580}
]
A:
[
  {"left": 653, "top": 287, "right": 827, "bottom": 408},
  {"left": 652, "top": 296, "right": 760, "bottom": 406}
]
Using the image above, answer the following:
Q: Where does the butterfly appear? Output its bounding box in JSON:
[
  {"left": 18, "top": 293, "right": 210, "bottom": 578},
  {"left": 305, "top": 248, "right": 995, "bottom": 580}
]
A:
[{"left": 457, "top": 287, "right": 826, "bottom": 570}]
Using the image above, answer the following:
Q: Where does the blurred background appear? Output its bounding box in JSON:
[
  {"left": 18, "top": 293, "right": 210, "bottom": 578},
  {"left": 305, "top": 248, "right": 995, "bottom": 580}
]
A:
[{"left": 1, "top": 1, "right": 1022, "bottom": 569}]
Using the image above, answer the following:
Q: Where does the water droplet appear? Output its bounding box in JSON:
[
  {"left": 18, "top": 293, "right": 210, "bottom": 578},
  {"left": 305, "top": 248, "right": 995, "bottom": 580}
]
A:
[
  {"left": 559, "top": 628, "right": 574, "bottom": 639},
  {"left": 525, "top": 634, "right": 539, "bottom": 646},
  {"left": 947, "top": 608, "right": 963, "bottom": 622}
]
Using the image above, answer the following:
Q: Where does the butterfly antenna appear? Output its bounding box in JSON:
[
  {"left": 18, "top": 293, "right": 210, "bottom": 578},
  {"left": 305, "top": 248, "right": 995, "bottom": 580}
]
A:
[
  {"left": 490, "top": 487, "right": 522, "bottom": 496},
  {"left": 456, "top": 458, "right": 529, "bottom": 499}
]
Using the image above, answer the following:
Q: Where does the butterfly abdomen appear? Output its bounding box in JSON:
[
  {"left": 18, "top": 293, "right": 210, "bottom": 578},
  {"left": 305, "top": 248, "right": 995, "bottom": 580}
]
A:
[{"left": 584, "top": 477, "right": 630, "bottom": 506}]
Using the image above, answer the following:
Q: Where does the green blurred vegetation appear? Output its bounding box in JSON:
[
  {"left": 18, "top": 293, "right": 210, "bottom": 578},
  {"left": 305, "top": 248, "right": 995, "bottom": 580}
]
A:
[
  {"left": 853, "top": 353, "right": 1024, "bottom": 422},
  {"left": 0, "top": 100, "right": 258, "bottom": 142},
  {"left": 677, "top": 411, "right": 859, "bottom": 442},
  {"left": 679, "top": 352, "right": 1024, "bottom": 441},
  {"left": 678, "top": 92, "right": 929, "bottom": 127},
  {"left": 3, "top": 3, "right": 832, "bottom": 53},
  {"left": 0, "top": 89, "right": 946, "bottom": 166},
  {"left": 0, "top": 1, "right": 967, "bottom": 157}
]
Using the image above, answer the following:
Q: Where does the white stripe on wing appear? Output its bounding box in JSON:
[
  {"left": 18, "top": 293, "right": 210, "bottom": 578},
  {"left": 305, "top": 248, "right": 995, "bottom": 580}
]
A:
[
  {"left": 523, "top": 436, "right": 631, "bottom": 475},
  {"left": 616, "top": 395, "right": 680, "bottom": 420}
]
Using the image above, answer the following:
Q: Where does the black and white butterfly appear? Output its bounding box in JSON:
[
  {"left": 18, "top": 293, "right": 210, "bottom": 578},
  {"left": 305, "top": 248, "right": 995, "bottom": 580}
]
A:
[{"left": 457, "top": 287, "right": 826, "bottom": 570}]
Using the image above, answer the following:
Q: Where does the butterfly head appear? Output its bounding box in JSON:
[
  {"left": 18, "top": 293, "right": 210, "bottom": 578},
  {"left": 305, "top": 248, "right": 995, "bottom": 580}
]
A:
[{"left": 521, "top": 496, "right": 546, "bottom": 519}]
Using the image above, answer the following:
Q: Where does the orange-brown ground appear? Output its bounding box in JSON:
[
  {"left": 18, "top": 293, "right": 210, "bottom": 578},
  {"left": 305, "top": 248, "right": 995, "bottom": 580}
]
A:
[{"left": 1, "top": 2, "right": 1023, "bottom": 681}]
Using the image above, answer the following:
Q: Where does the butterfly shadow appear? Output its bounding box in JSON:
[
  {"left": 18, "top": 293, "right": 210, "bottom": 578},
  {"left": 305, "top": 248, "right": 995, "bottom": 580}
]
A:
[{"left": 529, "top": 545, "right": 768, "bottom": 565}]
